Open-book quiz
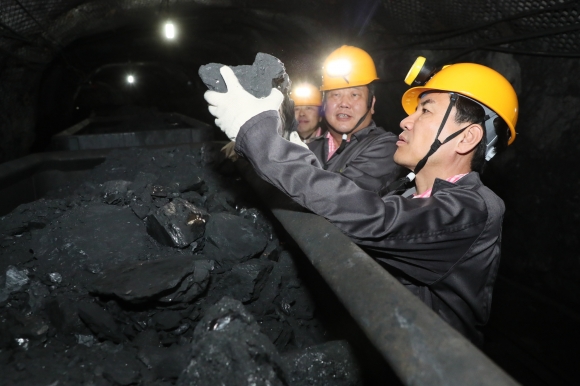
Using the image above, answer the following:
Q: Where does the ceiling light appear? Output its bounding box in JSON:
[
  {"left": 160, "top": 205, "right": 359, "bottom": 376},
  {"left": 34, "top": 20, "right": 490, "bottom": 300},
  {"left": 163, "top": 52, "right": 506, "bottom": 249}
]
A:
[
  {"left": 164, "top": 21, "right": 176, "bottom": 40},
  {"left": 126, "top": 75, "right": 135, "bottom": 84}
]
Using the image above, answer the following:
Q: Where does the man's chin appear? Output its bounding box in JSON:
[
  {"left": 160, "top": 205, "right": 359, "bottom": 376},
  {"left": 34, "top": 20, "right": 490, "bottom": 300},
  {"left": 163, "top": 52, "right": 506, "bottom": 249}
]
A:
[{"left": 393, "top": 153, "right": 411, "bottom": 169}]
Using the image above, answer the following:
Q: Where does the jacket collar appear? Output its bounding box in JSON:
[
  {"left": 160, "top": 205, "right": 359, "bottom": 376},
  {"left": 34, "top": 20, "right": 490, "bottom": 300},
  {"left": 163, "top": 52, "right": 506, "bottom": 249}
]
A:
[{"left": 431, "top": 171, "right": 482, "bottom": 195}]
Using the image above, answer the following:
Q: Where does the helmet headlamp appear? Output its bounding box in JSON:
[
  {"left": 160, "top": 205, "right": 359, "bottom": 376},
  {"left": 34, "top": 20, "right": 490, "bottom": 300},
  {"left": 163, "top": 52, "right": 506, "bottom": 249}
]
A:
[
  {"left": 326, "top": 59, "right": 352, "bottom": 79},
  {"left": 404, "top": 56, "right": 438, "bottom": 86},
  {"left": 294, "top": 86, "right": 312, "bottom": 98}
]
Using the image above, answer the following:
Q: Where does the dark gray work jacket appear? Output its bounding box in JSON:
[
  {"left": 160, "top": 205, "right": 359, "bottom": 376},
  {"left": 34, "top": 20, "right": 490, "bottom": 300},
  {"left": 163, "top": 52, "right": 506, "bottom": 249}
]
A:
[
  {"left": 307, "top": 122, "right": 403, "bottom": 192},
  {"left": 235, "top": 111, "right": 505, "bottom": 344}
]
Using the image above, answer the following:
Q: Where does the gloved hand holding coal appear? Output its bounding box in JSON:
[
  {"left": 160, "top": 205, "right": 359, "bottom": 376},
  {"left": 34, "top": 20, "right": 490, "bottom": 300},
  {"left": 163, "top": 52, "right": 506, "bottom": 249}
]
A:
[{"left": 204, "top": 66, "right": 284, "bottom": 141}]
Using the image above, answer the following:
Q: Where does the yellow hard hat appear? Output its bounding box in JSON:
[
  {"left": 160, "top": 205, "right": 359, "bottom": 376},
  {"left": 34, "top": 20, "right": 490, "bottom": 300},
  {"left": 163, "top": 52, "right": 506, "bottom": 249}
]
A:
[
  {"left": 291, "top": 83, "right": 322, "bottom": 106},
  {"left": 402, "top": 62, "right": 518, "bottom": 144},
  {"left": 321, "top": 46, "right": 379, "bottom": 91}
]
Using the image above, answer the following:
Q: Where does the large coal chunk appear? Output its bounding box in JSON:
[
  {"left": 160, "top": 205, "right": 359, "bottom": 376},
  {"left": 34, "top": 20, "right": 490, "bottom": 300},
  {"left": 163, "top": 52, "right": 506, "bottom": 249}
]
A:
[
  {"left": 29, "top": 202, "right": 149, "bottom": 281},
  {"left": 146, "top": 198, "right": 208, "bottom": 248},
  {"left": 177, "top": 297, "right": 287, "bottom": 386},
  {"left": 203, "top": 212, "right": 268, "bottom": 270},
  {"left": 199, "top": 52, "right": 291, "bottom": 98},
  {"left": 282, "top": 341, "right": 361, "bottom": 386},
  {"left": 102, "top": 349, "right": 143, "bottom": 385},
  {"left": 209, "top": 260, "right": 274, "bottom": 305},
  {"left": 77, "top": 302, "right": 126, "bottom": 343},
  {"left": 158, "top": 260, "right": 213, "bottom": 304},
  {"left": 101, "top": 180, "right": 131, "bottom": 205},
  {"left": 89, "top": 256, "right": 213, "bottom": 304},
  {"left": 138, "top": 345, "right": 189, "bottom": 382}
]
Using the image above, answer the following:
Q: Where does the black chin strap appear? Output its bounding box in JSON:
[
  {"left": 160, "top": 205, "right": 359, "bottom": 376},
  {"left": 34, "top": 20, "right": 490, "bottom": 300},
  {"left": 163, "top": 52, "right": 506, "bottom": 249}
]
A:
[
  {"left": 412, "top": 93, "right": 458, "bottom": 175},
  {"left": 382, "top": 92, "right": 471, "bottom": 196}
]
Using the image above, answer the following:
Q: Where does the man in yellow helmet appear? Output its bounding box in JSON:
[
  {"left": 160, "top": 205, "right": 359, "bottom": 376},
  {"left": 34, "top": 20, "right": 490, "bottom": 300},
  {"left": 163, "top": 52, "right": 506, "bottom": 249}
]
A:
[
  {"left": 305, "top": 46, "right": 402, "bottom": 193},
  {"left": 291, "top": 83, "right": 324, "bottom": 143},
  {"left": 204, "top": 57, "right": 518, "bottom": 345}
]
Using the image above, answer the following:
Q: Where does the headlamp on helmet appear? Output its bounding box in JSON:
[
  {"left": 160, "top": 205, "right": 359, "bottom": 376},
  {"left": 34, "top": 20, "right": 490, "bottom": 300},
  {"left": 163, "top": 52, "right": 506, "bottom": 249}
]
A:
[
  {"left": 320, "top": 46, "right": 378, "bottom": 91},
  {"left": 404, "top": 56, "right": 440, "bottom": 86},
  {"left": 294, "top": 86, "right": 312, "bottom": 98},
  {"left": 326, "top": 59, "right": 352, "bottom": 82},
  {"left": 291, "top": 83, "right": 322, "bottom": 107}
]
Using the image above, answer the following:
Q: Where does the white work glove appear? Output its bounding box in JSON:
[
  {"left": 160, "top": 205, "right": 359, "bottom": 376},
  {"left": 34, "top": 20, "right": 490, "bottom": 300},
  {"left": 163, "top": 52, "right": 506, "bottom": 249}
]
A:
[
  {"left": 289, "top": 131, "right": 308, "bottom": 149},
  {"left": 204, "top": 66, "right": 284, "bottom": 141}
]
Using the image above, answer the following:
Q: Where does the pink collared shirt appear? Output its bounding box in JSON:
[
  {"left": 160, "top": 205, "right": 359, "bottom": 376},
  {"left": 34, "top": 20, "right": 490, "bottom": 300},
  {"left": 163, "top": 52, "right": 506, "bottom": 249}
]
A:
[
  {"left": 413, "top": 173, "right": 467, "bottom": 198},
  {"left": 326, "top": 132, "right": 350, "bottom": 161}
]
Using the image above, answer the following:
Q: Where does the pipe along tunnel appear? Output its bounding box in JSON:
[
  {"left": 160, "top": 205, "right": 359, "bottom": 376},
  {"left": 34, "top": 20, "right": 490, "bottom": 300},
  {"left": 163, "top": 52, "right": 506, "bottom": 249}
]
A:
[{"left": 1, "top": 1, "right": 580, "bottom": 385}]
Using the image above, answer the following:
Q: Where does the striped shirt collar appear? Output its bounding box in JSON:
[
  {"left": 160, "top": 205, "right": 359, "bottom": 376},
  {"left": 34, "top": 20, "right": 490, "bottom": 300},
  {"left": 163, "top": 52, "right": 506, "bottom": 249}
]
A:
[{"left": 326, "top": 131, "right": 350, "bottom": 161}]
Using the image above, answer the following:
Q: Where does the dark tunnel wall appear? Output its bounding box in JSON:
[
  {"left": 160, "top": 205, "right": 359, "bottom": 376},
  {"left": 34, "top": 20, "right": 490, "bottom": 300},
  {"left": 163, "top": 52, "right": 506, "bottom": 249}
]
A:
[
  {"left": 491, "top": 55, "right": 580, "bottom": 309},
  {"left": 1, "top": 0, "right": 580, "bottom": 378}
]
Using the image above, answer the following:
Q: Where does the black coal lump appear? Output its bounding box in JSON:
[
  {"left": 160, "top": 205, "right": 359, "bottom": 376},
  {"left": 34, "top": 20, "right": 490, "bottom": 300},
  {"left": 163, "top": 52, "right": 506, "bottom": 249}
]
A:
[
  {"left": 89, "top": 256, "right": 212, "bottom": 304},
  {"left": 137, "top": 345, "right": 189, "bottom": 382},
  {"left": 102, "top": 349, "right": 143, "bottom": 385},
  {"left": 77, "top": 302, "right": 126, "bottom": 343},
  {"left": 177, "top": 296, "right": 287, "bottom": 386},
  {"left": 146, "top": 198, "right": 208, "bottom": 248},
  {"left": 208, "top": 259, "right": 274, "bottom": 305},
  {"left": 281, "top": 340, "right": 361, "bottom": 386},
  {"left": 199, "top": 52, "right": 291, "bottom": 98},
  {"left": 203, "top": 212, "right": 268, "bottom": 270},
  {"left": 101, "top": 180, "right": 131, "bottom": 205},
  {"left": 29, "top": 202, "right": 149, "bottom": 283}
]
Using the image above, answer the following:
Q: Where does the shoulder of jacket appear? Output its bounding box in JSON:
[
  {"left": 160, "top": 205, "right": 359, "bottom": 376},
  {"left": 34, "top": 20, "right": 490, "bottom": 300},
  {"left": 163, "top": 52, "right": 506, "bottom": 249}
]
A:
[{"left": 364, "top": 126, "right": 398, "bottom": 140}]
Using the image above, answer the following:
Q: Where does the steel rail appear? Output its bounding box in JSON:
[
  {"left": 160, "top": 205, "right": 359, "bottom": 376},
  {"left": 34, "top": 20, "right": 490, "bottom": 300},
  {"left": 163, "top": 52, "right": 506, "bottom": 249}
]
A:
[{"left": 236, "top": 159, "right": 519, "bottom": 386}]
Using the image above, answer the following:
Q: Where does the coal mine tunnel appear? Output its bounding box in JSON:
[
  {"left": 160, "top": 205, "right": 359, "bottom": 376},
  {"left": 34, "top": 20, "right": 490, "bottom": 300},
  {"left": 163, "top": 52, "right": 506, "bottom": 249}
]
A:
[{"left": 0, "top": 0, "right": 579, "bottom": 385}]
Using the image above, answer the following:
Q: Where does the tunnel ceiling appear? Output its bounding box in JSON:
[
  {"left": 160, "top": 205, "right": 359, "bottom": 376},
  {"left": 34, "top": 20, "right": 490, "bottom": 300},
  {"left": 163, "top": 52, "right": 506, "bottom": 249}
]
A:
[
  {"left": 0, "top": 0, "right": 578, "bottom": 162},
  {"left": 1, "top": 0, "right": 579, "bottom": 69}
]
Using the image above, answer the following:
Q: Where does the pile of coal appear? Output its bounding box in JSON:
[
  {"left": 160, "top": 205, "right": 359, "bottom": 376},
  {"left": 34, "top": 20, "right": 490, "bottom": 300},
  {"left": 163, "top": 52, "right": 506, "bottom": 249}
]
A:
[{"left": 0, "top": 144, "right": 361, "bottom": 385}]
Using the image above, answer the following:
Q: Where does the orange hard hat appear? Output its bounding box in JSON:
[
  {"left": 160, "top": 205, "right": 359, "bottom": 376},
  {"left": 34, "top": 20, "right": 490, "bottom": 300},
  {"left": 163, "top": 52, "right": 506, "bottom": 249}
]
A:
[
  {"left": 321, "top": 46, "right": 379, "bottom": 91},
  {"left": 402, "top": 61, "right": 518, "bottom": 144},
  {"left": 291, "top": 83, "right": 322, "bottom": 106}
]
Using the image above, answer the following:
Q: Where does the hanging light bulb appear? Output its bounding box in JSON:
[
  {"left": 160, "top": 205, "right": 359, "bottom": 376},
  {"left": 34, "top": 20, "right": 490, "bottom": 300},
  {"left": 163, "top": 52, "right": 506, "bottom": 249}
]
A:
[
  {"left": 126, "top": 74, "right": 135, "bottom": 84},
  {"left": 164, "top": 21, "right": 176, "bottom": 40}
]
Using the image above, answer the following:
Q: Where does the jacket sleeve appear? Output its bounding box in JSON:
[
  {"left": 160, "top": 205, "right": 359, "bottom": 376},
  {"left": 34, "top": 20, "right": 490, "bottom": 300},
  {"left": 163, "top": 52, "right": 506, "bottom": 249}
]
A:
[
  {"left": 235, "top": 111, "right": 489, "bottom": 283},
  {"left": 339, "top": 133, "right": 402, "bottom": 192}
]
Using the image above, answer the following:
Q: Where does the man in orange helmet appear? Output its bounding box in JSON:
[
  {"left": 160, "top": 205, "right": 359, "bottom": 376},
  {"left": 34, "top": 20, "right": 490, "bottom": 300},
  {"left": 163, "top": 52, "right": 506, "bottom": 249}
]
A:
[
  {"left": 304, "top": 46, "right": 403, "bottom": 193},
  {"left": 291, "top": 83, "right": 324, "bottom": 143},
  {"left": 204, "top": 57, "right": 518, "bottom": 345}
]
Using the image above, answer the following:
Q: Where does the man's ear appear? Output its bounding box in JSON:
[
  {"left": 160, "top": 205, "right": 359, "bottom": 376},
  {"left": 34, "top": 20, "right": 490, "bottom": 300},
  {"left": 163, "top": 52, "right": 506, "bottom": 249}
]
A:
[
  {"left": 457, "top": 124, "right": 484, "bottom": 155},
  {"left": 370, "top": 95, "right": 376, "bottom": 115}
]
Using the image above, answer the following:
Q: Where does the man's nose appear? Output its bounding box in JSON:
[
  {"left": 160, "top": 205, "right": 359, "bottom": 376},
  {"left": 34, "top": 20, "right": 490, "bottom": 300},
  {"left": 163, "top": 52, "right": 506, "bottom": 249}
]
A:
[
  {"left": 338, "top": 96, "right": 350, "bottom": 108},
  {"left": 400, "top": 116, "right": 413, "bottom": 131}
]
